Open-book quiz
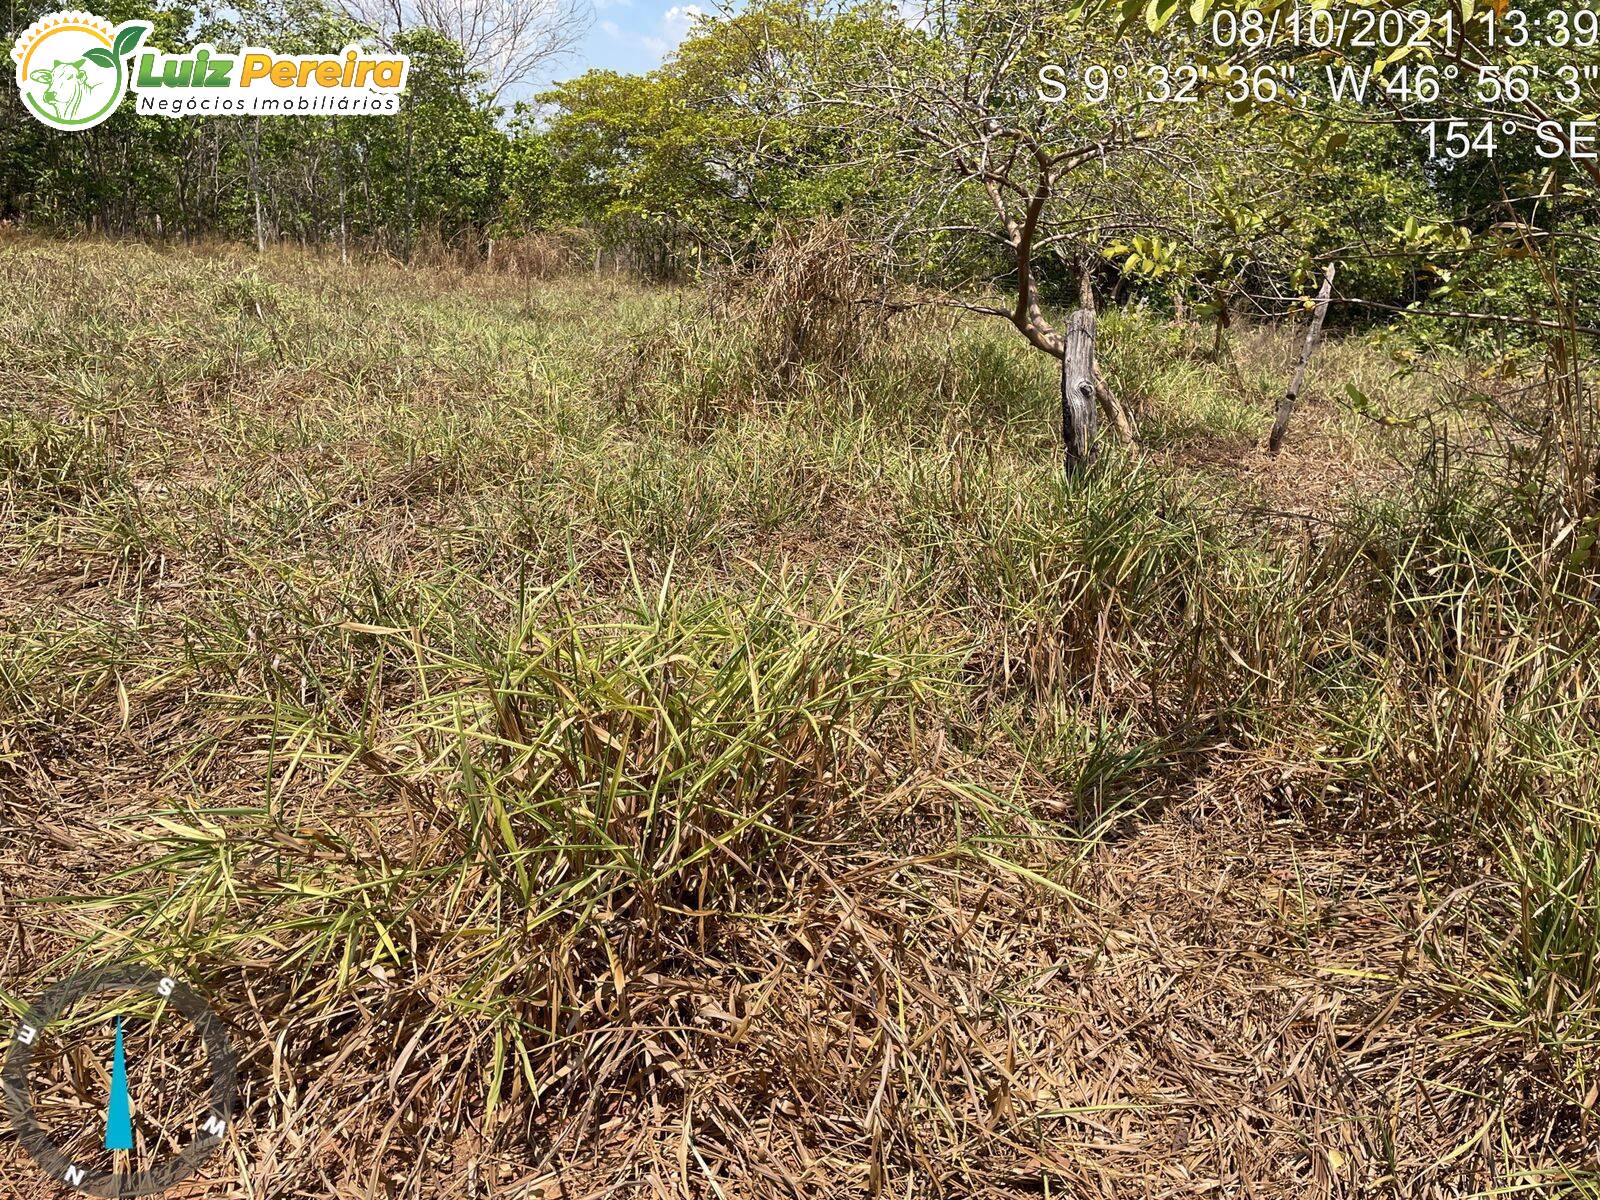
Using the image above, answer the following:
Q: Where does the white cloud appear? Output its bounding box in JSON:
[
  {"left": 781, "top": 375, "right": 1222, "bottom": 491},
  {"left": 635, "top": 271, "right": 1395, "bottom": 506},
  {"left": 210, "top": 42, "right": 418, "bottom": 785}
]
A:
[
  {"left": 639, "top": 4, "right": 704, "bottom": 54},
  {"left": 661, "top": 3, "right": 704, "bottom": 33},
  {"left": 593, "top": 1, "right": 707, "bottom": 65}
]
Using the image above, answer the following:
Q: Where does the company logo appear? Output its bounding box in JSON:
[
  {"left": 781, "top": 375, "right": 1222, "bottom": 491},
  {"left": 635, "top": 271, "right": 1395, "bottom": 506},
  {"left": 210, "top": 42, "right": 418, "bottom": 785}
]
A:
[
  {"left": 11, "top": 12, "right": 146, "bottom": 130},
  {"left": 11, "top": 10, "right": 410, "bottom": 130}
]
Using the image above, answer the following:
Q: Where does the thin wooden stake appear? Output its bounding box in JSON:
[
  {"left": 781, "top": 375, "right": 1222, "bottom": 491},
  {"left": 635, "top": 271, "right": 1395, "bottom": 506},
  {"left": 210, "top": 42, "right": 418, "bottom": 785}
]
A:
[{"left": 1269, "top": 263, "right": 1336, "bottom": 455}]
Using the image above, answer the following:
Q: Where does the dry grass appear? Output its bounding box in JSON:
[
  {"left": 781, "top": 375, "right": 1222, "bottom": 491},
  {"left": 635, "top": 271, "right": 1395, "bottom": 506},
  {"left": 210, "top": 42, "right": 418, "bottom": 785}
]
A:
[{"left": 1, "top": 235, "right": 1597, "bottom": 1199}]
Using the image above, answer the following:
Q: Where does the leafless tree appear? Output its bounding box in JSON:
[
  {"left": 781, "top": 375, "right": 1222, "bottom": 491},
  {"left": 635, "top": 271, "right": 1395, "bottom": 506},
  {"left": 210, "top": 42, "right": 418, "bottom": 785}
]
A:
[{"left": 344, "top": 0, "right": 591, "bottom": 98}]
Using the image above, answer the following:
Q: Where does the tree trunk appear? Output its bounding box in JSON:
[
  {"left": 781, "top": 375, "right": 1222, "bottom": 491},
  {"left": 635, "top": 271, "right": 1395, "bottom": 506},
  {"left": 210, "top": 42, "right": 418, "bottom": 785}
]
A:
[
  {"left": 1269, "top": 263, "right": 1337, "bottom": 455},
  {"left": 338, "top": 143, "right": 349, "bottom": 267},
  {"left": 1062, "top": 308, "right": 1098, "bottom": 470},
  {"left": 402, "top": 113, "right": 416, "bottom": 264},
  {"left": 1212, "top": 295, "right": 1230, "bottom": 358},
  {"left": 250, "top": 120, "right": 266, "bottom": 254}
]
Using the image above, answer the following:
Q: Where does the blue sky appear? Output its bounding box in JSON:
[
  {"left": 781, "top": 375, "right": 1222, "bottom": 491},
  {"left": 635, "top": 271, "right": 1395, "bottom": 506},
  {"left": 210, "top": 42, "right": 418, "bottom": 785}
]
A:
[{"left": 557, "top": 0, "right": 708, "bottom": 82}]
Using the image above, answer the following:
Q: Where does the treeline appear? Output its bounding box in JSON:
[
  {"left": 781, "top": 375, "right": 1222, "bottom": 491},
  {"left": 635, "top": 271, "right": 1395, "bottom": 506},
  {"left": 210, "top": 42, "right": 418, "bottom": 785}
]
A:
[
  {"left": 3, "top": 0, "right": 1593, "bottom": 329},
  {"left": 0, "top": 0, "right": 790, "bottom": 270},
  {"left": 1, "top": 1, "right": 516, "bottom": 259}
]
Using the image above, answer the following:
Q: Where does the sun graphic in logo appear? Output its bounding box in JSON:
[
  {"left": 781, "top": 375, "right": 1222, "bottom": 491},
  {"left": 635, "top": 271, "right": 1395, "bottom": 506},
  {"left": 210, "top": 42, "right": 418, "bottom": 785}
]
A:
[{"left": 10, "top": 11, "right": 149, "bottom": 131}]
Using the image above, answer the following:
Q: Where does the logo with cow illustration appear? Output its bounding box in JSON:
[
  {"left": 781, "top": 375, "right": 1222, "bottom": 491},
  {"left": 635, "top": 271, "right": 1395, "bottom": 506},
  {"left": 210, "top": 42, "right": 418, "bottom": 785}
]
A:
[{"left": 11, "top": 11, "right": 148, "bottom": 130}]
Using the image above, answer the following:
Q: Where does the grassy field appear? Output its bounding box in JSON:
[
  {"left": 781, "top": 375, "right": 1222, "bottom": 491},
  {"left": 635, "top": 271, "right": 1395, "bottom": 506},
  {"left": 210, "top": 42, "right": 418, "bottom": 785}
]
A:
[{"left": 2, "top": 235, "right": 1598, "bottom": 1198}]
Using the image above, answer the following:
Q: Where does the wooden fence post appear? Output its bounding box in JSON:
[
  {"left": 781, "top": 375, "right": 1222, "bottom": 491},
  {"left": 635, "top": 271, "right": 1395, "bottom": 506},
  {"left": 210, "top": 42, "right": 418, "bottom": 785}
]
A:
[{"left": 1062, "top": 308, "right": 1098, "bottom": 470}]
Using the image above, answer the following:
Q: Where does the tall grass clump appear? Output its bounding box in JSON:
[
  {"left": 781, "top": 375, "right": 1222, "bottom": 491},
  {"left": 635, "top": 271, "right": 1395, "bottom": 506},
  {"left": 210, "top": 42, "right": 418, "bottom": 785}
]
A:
[
  {"left": 110, "top": 573, "right": 954, "bottom": 1082},
  {"left": 1312, "top": 449, "right": 1600, "bottom": 1111},
  {"left": 708, "top": 218, "right": 889, "bottom": 388},
  {"left": 601, "top": 220, "right": 918, "bottom": 435},
  {"left": 1335, "top": 451, "right": 1600, "bottom": 815},
  {"left": 0, "top": 413, "right": 130, "bottom": 516},
  {"left": 895, "top": 453, "right": 1234, "bottom": 709}
]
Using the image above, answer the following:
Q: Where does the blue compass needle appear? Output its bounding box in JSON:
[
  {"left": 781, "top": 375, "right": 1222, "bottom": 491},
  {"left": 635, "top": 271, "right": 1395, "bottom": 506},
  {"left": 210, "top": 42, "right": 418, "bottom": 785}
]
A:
[{"left": 105, "top": 1016, "right": 134, "bottom": 1151}]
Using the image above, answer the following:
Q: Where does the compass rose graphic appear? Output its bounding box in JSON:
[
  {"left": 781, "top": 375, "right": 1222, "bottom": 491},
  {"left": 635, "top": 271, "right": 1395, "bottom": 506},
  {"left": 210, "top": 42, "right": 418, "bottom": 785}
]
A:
[{"left": 3, "top": 963, "right": 237, "bottom": 1198}]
